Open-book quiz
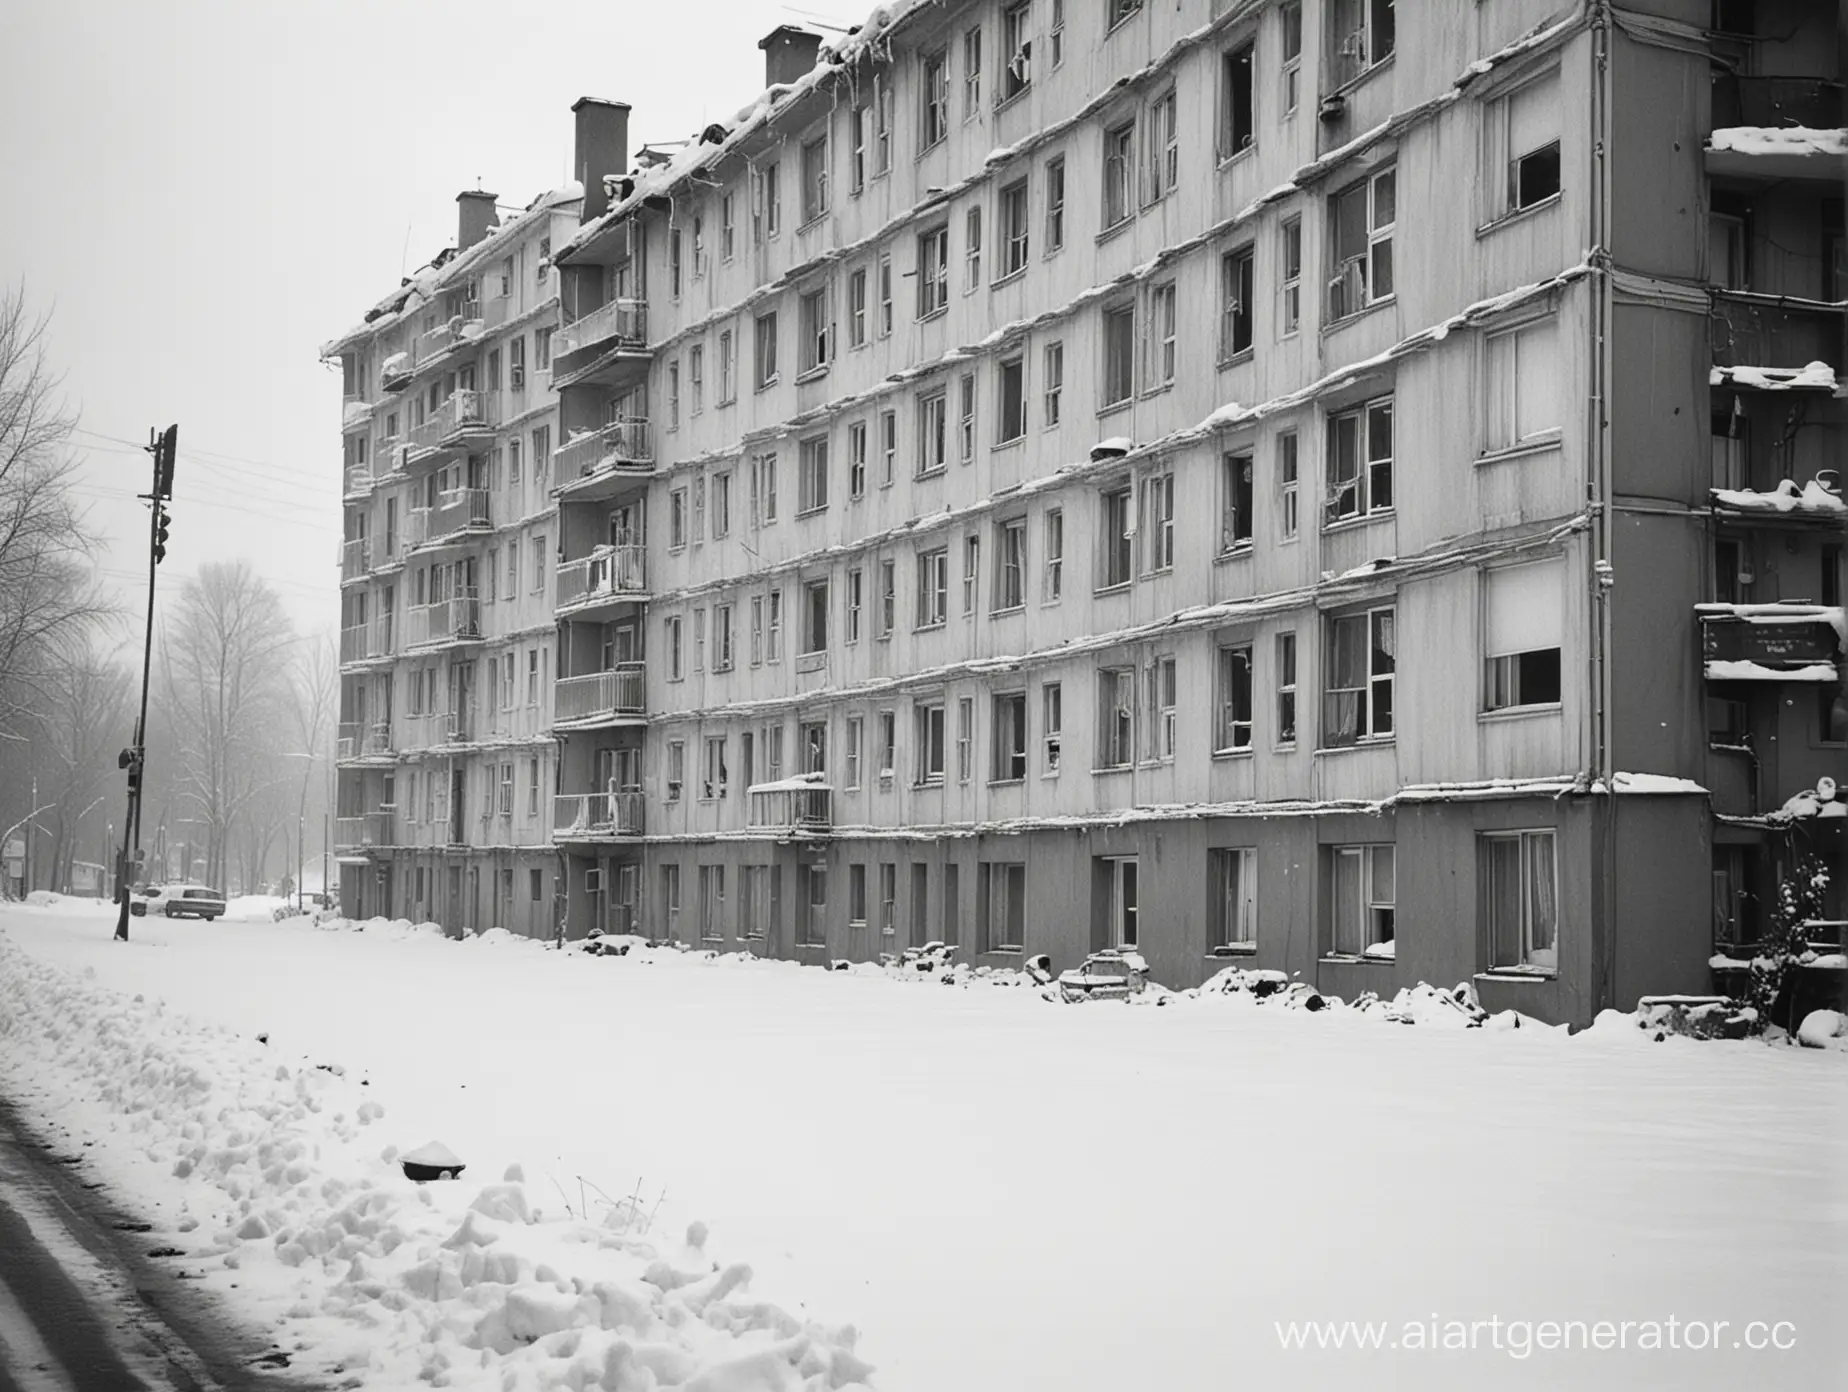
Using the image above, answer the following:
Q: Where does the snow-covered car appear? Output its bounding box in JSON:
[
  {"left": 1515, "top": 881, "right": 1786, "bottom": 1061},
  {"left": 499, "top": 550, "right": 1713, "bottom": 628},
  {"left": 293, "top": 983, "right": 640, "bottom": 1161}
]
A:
[
  {"left": 130, "top": 883, "right": 226, "bottom": 920},
  {"left": 1055, "top": 949, "right": 1150, "bottom": 1002}
]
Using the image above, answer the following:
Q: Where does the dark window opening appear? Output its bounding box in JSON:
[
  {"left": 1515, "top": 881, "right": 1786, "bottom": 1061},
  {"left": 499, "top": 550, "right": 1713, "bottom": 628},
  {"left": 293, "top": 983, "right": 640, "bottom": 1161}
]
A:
[{"left": 1513, "top": 141, "right": 1560, "bottom": 209}]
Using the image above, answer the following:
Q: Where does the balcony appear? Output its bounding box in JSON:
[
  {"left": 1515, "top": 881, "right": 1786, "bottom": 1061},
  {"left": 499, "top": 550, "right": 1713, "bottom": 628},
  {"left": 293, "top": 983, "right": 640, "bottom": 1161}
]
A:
[
  {"left": 556, "top": 542, "right": 648, "bottom": 616},
  {"left": 340, "top": 537, "right": 371, "bottom": 582},
  {"left": 404, "top": 389, "right": 496, "bottom": 463},
  {"left": 333, "top": 810, "right": 394, "bottom": 851},
  {"left": 337, "top": 620, "right": 394, "bottom": 668},
  {"left": 553, "top": 299, "right": 649, "bottom": 391},
  {"left": 1712, "top": 74, "right": 1843, "bottom": 134},
  {"left": 552, "top": 790, "right": 645, "bottom": 839},
  {"left": 554, "top": 663, "right": 646, "bottom": 726},
  {"left": 554, "top": 418, "right": 653, "bottom": 498},
  {"left": 1711, "top": 295, "right": 1845, "bottom": 374},
  {"left": 343, "top": 464, "right": 373, "bottom": 499},
  {"left": 335, "top": 720, "right": 396, "bottom": 760},
  {"left": 436, "top": 702, "right": 477, "bottom": 745},
  {"left": 379, "top": 351, "right": 414, "bottom": 393},
  {"left": 1709, "top": 476, "right": 1847, "bottom": 531},
  {"left": 410, "top": 592, "right": 483, "bottom": 648},
  {"left": 1706, "top": 77, "right": 1846, "bottom": 182},
  {"left": 1699, "top": 603, "right": 1844, "bottom": 683},
  {"left": 748, "top": 775, "right": 833, "bottom": 834},
  {"left": 415, "top": 488, "right": 492, "bottom": 549}
]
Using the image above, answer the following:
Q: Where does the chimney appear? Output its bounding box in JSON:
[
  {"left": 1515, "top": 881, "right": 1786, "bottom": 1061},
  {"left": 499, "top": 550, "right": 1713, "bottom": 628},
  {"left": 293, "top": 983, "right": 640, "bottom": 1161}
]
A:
[
  {"left": 456, "top": 191, "right": 499, "bottom": 252},
  {"left": 573, "top": 97, "right": 632, "bottom": 223},
  {"left": 759, "top": 25, "right": 822, "bottom": 89}
]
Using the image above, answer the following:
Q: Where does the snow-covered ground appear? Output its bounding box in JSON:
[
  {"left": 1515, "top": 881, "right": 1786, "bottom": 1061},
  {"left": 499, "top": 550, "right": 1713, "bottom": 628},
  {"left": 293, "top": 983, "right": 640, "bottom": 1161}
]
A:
[{"left": 1, "top": 902, "right": 1843, "bottom": 1391}]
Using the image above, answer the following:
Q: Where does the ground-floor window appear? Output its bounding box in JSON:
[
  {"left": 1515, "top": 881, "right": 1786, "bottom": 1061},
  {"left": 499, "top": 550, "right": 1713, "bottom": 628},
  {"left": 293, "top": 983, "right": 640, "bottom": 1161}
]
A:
[
  {"left": 979, "top": 861, "right": 1025, "bottom": 951},
  {"left": 849, "top": 863, "right": 868, "bottom": 926},
  {"left": 1101, "top": 855, "right": 1139, "bottom": 948},
  {"left": 1711, "top": 843, "right": 1758, "bottom": 948},
  {"left": 661, "top": 863, "right": 681, "bottom": 938},
  {"left": 801, "top": 864, "right": 828, "bottom": 944},
  {"left": 740, "top": 864, "right": 775, "bottom": 940},
  {"left": 1210, "top": 847, "right": 1256, "bottom": 950},
  {"left": 699, "top": 864, "right": 726, "bottom": 941},
  {"left": 1481, "top": 830, "right": 1557, "bottom": 971},
  {"left": 942, "top": 862, "right": 961, "bottom": 946},
  {"left": 528, "top": 867, "right": 543, "bottom": 901},
  {"left": 1330, "top": 843, "right": 1394, "bottom": 956}
]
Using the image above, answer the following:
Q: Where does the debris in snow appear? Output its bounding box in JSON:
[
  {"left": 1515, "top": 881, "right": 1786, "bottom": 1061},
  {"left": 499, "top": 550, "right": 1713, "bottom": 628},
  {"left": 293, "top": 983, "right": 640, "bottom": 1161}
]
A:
[
  {"left": 1706, "top": 126, "right": 1848, "bottom": 159},
  {"left": 1795, "top": 1009, "right": 1847, "bottom": 1050},
  {"left": 401, "top": 1140, "right": 467, "bottom": 1182}
]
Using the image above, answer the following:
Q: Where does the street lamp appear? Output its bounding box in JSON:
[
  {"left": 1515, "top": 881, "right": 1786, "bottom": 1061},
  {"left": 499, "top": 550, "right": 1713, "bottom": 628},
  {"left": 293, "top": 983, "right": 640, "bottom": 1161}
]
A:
[{"left": 280, "top": 751, "right": 324, "bottom": 913}]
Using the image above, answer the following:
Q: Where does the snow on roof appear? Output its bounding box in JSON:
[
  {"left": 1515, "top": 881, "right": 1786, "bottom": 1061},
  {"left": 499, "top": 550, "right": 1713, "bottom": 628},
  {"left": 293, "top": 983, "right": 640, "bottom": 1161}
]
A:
[
  {"left": 746, "top": 772, "right": 830, "bottom": 795},
  {"left": 1604, "top": 773, "right": 1710, "bottom": 796},
  {"left": 1706, "top": 126, "right": 1848, "bottom": 158},
  {"left": 1709, "top": 361, "right": 1838, "bottom": 392},
  {"left": 1711, "top": 476, "right": 1846, "bottom": 517}
]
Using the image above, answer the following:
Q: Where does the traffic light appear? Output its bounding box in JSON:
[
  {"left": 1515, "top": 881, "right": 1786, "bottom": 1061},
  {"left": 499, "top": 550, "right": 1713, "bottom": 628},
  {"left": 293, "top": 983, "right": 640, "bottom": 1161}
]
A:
[
  {"left": 154, "top": 506, "right": 171, "bottom": 563},
  {"left": 119, "top": 747, "right": 143, "bottom": 793},
  {"left": 153, "top": 425, "right": 178, "bottom": 500}
]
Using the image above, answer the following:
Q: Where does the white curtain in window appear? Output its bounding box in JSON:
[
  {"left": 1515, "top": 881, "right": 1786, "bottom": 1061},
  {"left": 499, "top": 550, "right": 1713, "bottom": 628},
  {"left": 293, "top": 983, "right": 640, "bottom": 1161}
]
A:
[{"left": 1506, "top": 74, "right": 1558, "bottom": 161}]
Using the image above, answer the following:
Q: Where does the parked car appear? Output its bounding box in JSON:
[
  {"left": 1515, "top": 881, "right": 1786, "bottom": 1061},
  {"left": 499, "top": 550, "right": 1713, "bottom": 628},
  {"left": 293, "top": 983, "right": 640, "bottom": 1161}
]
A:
[{"left": 130, "top": 882, "right": 226, "bottom": 920}]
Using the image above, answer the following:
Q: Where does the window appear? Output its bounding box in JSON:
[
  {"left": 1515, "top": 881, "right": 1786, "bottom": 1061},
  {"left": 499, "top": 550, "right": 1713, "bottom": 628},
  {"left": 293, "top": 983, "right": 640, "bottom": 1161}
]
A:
[
  {"left": 1483, "top": 830, "right": 1558, "bottom": 971},
  {"left": 1330, "top": 0, "right": 1396, "bottom": 87},
  {"left": 1220, "top": 452, "right": 1254, "bottom": 552},
  {"left": 1219, "top": 245, "right": 1254, "bottom": 361},
  {"left": 1043, "top": 341, "right": 1063, "bottom": 426},
  {"left": 533, "top": 539, "right": 546, "bottom": 593},
  {"left": 959, "top": 373, "right": 977, "bottom": 463},
  {"left": 878, "top": 253, "right": 894, "bottom": 336},
  {"left": 801, "top": 135, "right": 829, "bottom": 222},
  {"left": 1141, "top": 471, "right": 1174, "bottom": 573},
  {"left": 1325, "top": 396, "right": 1393, "bottom": 521},
  {"left": 699, "top": 865, "right": 726, "bottom": 940},
  {"left": 1102, "top": 303, "right": 1135, "bottom": 406},
  {"left": 850, "top": 864, "right": 868, "bottom": 926},
  {"left": 714, "top": 603, "right": 735, "bottom": 671},
  {"left": 800, "top": 864, "right": 826, "bottom": 945},
  {"left": 749, "top": 451, "right": 778, "bottom": 526},
  {"left": 702, "top": 736, "right": 729, "bottom": 800},
  {"left": 662, "top": 865, "right": 682, "bottom": 927},
  {"left": 999, "top": 179, "right": 1029, "bottom": 278},
  {"left": 667, "top": 359, "right": 680, "bottom": 429},
  {"left": 526, "top": 647, "right": 541, "bottom": 704},
  {"left": 845, "top": 716, "right": 864, "bottom": 787},
  {"left": 919, "top": 225, "right": 950, "bottom": 317},
  {"left": 1099, "top": 484, "right": 1133, "bottom": 588},
  {"left": 498, "top": 761, "right": 514, "bottom": 815},
  {"left": 880, "top": 409, "right": 897, "bottom": 484},
  {"left": 1097, "top": 666, "right": 1134, "bottom": 768},
  {"left": 1484, "top": 561, "right": 1564, "bottom": 711},
  {"left": 694, "top": 607, "right": 706, "bottom": 673},
  {"left": 688, "top": 346, "right": 704, "bottom": 415},
  {"left": 1044, "top": 508, "right": 1064, "bottom": 601},
  {"left": 1145, "top": 90, "right": 1178, "bottom": 203},
  {"left": 917, "top": 548, "right": 948, "bottom": 628},
  {"left": 1045, "top": 156, "right": 1066, "bottom": 253},
  {"left": 1212, "top": 847, "right": 1257, "bottom": 949},
  {"left": 849, "top": 106, "right": 867, "bottom": 195},
  {"left": 1103, "top": 120, "right": 1136, "bottom": 229},
  {"left": 1499, "top": 75, "right": 1561, "bottom": 214},
  {"left": 798, "top": 437, "right": 829, "bottom": 514},
  {"left": 799, "top": 286, "right": 830, "bottom": 374},
  {"left": 1145, "top": 655, "right": 1176, "bottom": 760},
  {"left": 1108, "top": 0, "right": 1143, "bottom": 27},
  {"left": 712, "top": 469, "right": 731, "bottom": 538},
  {"left": 922, "top": 50, "right": 949, "bottom": 148},
  {"left": 721, "top": 193, "right": 735, "bottom": 260},
  {"left": 962, "top": 26, "right": 982, "bottom": 118},
  {"left": 718, "top": 330, "right": 736, "bottom": 403},
  {"left": 879, "top": 560, "right": 896, "bottom": 636},
  {"left": 1277, "top": 431, "right": 1300, "bottom": 539},
  {"left": 666, "top": 741, "right": 684, "bottom": 801},
  {"left": 918, "top": 390, "right": 948, "bottom": 475},
  {"left": 989, "top": 691, "right": 1027, "bottom": 781},
  {"left": 1146, "top": 281, "right": 1177, "bottom": 387},
  {"left": 846, "top": 567, "right": 863, "bottom": 641},
  {"left": 915, "top": 701, "right": 946, "bottom": 784},
  {"left": 1280, "top": 2, "right": 1302, "bottom": 114},
  {"left": 848, "top": 269, "right": 868, "bottom": 347},
  {"left": 962, "top": 533, "right": 979, "bottom": 614},
  {"left": 749, "top": 595, "right": 763, "bottom": 665},
  {"left": 754, "top": 311, "right": 779, "bottom": 388},
  {"left": 762, "top": 161, "right": 782, "bottom": 238},
  {"left": 1325, "top": 607, "right": 1395, "bottom": 745},
  {"left": 848, "top": 422, "right": 867, "bottom": 498},
  {"left": 527, "top": 755, "right": 540, "bottom": 816},
  {"left": 878, "top": 709, "right": 897, "bottom": 778},
  {"left": 1280, "top": 217, "right": 1302, "bottom": 336},
  {"left": 767, "top": 589, "right": 783, "bottom": 662},
  {"left": 995, "top": 517, "right": 1026, "bottom": 610},
  {"left": 666, "top": 615, "right": 684, "bottom": 680},
  {"left": 1002, "top": 1, "right": 1031, "bottom": 100},
  {"left": 1215, "top": 644, "right": 1253, "bottom": 752},
  {"left": 1271, "top": 632, "right": 1300, "bottom": 743},
  {"left": 670, "top": 230, "right": 683, "bottom": 298},
  {"left": 875, "top": 76, "right": 894, "bottom": 174},
  {"left": 982, "top": 862, "right": 1026, "bottom": 951},
  {"left": 964, "top": 206, "right": 982, "bottom": 289},
  {"left": 1331, "top": 843, "right": 1394, "bottom": 955},
  {"left": 1328, "top": 166, "right": 1395, "bottom": 318},
  {"left": 509, "top": 337, "right": 525, "bottom": 389},
  {"left": 1103, "top": 855, "right": 1139, "bottom": 947},
  {"left": 1050, "top": 0, "right": 1065, "bottom": 67},
  {"left": 670, "top": 488, "right": 688, "bottom": 549},
  {"left": 1484, "top": 319, "right": 1560, "bottom": 453},
  {"left": 691, "top": 213, "right": 705, "bottom": 278},
  {"left": 802, "top": 578, "right": 829, "bottom": 654},
  {"left": 536, "top": 237, "right": 550, "bottom": 285},
  {"left": 1041, "top": 682, "right": 1062, "bottom": 772}
]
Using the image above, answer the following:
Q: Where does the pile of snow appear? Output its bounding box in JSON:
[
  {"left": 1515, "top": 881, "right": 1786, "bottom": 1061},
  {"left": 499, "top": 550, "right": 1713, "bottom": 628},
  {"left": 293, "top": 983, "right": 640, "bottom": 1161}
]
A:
[
  {"left": 1709, "top": 362, "right": 1838, "bottom": 392},
  {"left": 24, "top": 889, "right": 62, "bottom": 906},
  {"left": 0, "top": 930, "right": 873, "bottom": 1390},
  {"left": 1707, "top": 126, "right": 1848, "bottom": 158},
  {"left": 1711, "top": 476, "right": 1846, "bottom": 515},
  {"left": 1769, "top": 777, "right": 1848, "bottom": 824},
  {"left": 1796, "top": 1009, "right": 1848, "bottom": 1050}
]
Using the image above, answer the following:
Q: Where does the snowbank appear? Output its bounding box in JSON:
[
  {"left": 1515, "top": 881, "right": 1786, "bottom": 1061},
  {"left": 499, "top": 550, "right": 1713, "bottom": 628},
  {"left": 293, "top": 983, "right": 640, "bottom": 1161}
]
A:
[{"left": 1795, "top": 1009, "right": 1847, "bottom": 1050}]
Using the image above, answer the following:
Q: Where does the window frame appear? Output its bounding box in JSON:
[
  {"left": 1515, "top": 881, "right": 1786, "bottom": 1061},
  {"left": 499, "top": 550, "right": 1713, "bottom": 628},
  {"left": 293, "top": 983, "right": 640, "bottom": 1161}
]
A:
[
  {"left": 1481, "top": 829, "right": 1559, "bottom": 972},
  {"left": 1215, "top": 642, "right": 1254, "bottom": 753},
  {"left": 1324, "top": 395, "right": 1394, "bottom": 524},
  {"left": 1323, "top": 605, "right": 1396, "bottom": 747}
]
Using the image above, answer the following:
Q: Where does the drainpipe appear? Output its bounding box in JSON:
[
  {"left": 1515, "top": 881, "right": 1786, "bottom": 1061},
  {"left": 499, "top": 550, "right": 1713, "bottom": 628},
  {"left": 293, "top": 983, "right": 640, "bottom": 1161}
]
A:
[{"left": 1588, "top": 1, "right": 1618, "bottom": 1013}]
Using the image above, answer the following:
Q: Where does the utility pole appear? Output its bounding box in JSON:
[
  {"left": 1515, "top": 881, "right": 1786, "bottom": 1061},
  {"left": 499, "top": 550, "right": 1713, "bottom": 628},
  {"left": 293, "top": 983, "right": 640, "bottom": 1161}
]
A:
[{"left": 114, "top": 424, "right": 176, "bottom": 942}]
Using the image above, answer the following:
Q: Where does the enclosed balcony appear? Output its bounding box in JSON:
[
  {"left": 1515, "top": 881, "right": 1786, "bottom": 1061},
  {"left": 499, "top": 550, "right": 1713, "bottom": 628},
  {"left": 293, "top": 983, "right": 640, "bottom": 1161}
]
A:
[
  {"left": 404, "top": 389, "right": 496, "bottom": 464},
  {"left": 748, "top": 775, "right": 833, "bottom": 834},
  {"left": 552, "top": 299, "right": 650, "bottom": 392},
  {"left": 1711, "top": 295, "right": 1845, "bottom": 375},
  {"left": 335, "top": 720, "right": 396, "bottom": 761},
  {"left": 339, "top": 537, "right": 371, "bottom": 583},
  {"left": 1706, "top": 76, "right": 1846, "bottom": 183},
  {"left": 409, "top": 592, "right": 483, "bottom": 648},
  {"left": 1698, "top": 603, "right": 1844, "bottom": 683},
  {"left": 553, "top": 662, "right": 646, "bottom": 728},
  {"left": 554, "top": 418, "right": 653, "bottom": 499},
  {"left": 343, "top": 464, "right": 373, "bottom": 499},
  {"left": 556, "top": 542, "right": 648, "bottom": 618},
  {"left": 333, "top": 810, "right": 395, "bottom": 852},
  {"left": 1708, "top": 477, "right": 1847, "bottom": 532},
  {"left": 552, "top": 790, "right": 645, "bottom": 840},
  {"left": 414, "top": 488, "right": 491, "bottom": 550},
  {"left": 337, "top": 618, "right": 394, "bottom": 668},
  {"left": 379, "top": 350, "right": 414, "bottom": 394}
]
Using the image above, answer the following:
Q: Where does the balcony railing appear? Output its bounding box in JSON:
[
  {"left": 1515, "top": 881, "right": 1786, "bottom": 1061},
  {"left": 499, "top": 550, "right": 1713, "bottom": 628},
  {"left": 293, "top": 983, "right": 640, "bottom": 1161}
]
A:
[
  {"left": 1711, "top": 296, "right": 1845, "bottom": 373},
  {"left": 557, "top": 298, "right": 647, "bottom": 357},
  {"left": 333, "top": 811, "right": 394, "bottom": 850},
  {"left": 440, "top": 702, "right": 476, "bottom": 744},
  {"left": 554, "top": 663, "right": 646, "bottom": 722},
  {"left": 748, "top": 778, "right": 833, "bottom": 832},
  {"left": 335, "top": 719, "right": 361, "bottom": 759},
  {"left": 424, "top": 487, "right": 491, "bottom": 543},
  {"left": 340, "top": 537, "right": 371, "bottom": 581},
  {"left": 556, "top": 542, "right": 647, "bottom": 609},
  {"left": 361, "top": 721, "right": 394, "bottom": 757},
  {"left": 343, "top": 465, "right": 373, "bottom": 497},
  {"left": 1711, "top": 75, "right": 1843, "bottom": 132},
  {"left": 379, "top": 351, "right": 413, "bottom": 391},
  {"left": 412, "top": 592, "right": 483, "bottom": 646},
  {"left": 555, "top": 418, "right": 653, "bottom": 481},
  {"left": 338, "top": 624, "right": 385, "bottom": 666},
  {"left": 553, "top": 790, "right": 645, "bottom": 837}
]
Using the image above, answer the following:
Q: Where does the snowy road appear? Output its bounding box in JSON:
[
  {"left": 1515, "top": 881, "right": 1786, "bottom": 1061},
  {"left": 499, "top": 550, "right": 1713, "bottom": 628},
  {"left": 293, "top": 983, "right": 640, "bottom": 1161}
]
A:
[{"left": 1, "top": 902, "right": 1843, "bottom": 1391}]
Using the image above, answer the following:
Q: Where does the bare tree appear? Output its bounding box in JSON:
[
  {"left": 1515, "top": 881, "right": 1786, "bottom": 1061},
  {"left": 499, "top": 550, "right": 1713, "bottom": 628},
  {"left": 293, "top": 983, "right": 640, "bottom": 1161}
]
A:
[
  {"left": 32, "top": 647, "right": 135, "bottom": 889},
  {"left": 157, "top": 560, "right": 297, "bottom": 890},
  {"left": 0, "top": 286, "right": 111, "bottom": 734},
  {"left": 281, "top": 630, "right": 339, "bottom": 897}
]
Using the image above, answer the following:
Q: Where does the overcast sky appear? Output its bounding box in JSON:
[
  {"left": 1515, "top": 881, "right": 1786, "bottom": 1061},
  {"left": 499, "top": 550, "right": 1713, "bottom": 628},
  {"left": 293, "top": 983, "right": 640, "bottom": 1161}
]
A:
[{"left": 0, "top": 0, "right": 830, "bottom": 632}]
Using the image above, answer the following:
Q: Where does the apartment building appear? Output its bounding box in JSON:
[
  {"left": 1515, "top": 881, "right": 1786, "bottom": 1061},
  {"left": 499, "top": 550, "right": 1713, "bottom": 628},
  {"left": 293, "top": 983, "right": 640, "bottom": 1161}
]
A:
[
  {"left": 331, "top": 0, "right": 1843, "bottom": 1026},
  {"left": 324, "top": 170, "right": 590, "bottom": 934}
]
